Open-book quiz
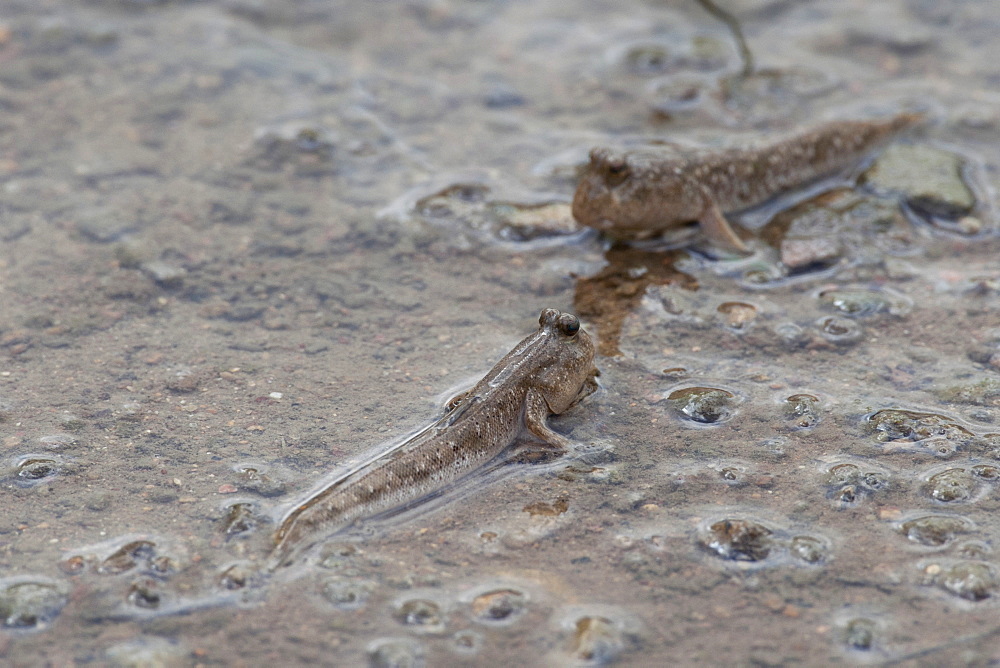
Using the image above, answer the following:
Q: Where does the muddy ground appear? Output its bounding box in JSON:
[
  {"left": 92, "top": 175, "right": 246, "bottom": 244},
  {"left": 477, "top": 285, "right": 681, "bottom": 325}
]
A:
[{"left": 1, "top": 0, "right": 1000, "bottom": 665}]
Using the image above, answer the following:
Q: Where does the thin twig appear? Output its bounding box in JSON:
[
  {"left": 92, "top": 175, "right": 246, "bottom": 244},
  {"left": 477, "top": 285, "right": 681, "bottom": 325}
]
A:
[{"left": 695, "top": 0, "right": 755, "bottom": 78}]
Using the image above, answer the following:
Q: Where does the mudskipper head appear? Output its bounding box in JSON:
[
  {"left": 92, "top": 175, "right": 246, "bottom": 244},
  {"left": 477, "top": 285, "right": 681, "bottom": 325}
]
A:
[
  {"left": 534, "top": 308, "right": 598, "bottom": 414},
  {"left": 572, "top": 147, "right": 690, "bottom": 239},
  {"left": 571, "top": 148, "right": 630, "bottom": 232}
]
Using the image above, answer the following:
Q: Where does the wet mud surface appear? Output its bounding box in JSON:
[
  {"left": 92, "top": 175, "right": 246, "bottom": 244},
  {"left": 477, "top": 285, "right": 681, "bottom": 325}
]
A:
[{"left": 1, "top": 0, "right": 1000, "bottom": 665}]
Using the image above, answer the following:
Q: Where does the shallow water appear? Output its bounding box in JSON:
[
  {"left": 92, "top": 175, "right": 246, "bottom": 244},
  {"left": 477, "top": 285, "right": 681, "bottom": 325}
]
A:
[{"left": 1, "top": 0, "right": 1000, "bottom": 664}]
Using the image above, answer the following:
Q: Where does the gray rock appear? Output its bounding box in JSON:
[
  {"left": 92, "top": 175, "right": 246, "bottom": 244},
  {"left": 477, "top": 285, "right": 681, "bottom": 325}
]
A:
[{"left": 862, "top": 144, "right": 976, "bottom": 219}]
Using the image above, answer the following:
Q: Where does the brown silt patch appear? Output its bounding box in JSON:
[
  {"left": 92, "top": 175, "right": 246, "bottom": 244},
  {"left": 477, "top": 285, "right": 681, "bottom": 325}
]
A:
[{"left": 574, "top": 245, "right": 696, "bottom": 356}]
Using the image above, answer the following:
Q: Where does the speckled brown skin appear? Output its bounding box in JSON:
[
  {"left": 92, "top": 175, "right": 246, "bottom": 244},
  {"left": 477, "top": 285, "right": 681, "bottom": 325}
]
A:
[
  {"left": 271, "top": 308, "right": 598, "bottom": 566},
  {"left": 572, "top": 113, "right": 922, "bottom": 252}
]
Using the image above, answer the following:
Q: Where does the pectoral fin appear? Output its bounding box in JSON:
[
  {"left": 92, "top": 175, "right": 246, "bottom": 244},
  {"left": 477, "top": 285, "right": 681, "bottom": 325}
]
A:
[
  {"left": 523, "top": 389, "right": 572, "bottom": 453},
  {"left": 698, "top": 197, "right": 749, "bottom": 254},
  {"left": 565, "top": 370, "right": 600, "bottom": 410}
]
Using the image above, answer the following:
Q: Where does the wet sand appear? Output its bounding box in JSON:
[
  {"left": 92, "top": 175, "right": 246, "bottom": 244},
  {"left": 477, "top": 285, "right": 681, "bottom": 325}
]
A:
[{"left": 1, "top": 0, "right": 1000, "bottom": 664}]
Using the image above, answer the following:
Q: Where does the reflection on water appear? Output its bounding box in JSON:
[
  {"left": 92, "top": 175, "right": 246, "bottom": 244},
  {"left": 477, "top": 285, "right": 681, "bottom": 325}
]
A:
[{"left": 575, "top": 245, "right": 696, "bottom": 356}]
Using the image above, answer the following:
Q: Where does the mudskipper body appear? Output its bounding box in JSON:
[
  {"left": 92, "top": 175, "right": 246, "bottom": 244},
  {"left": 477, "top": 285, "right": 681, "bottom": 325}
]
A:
[
  {"left": 572, "top": 114, "right": 922, "bottom": 251},
  {"left": 271, "top": 308, "right": 599, "bottom": 566}
]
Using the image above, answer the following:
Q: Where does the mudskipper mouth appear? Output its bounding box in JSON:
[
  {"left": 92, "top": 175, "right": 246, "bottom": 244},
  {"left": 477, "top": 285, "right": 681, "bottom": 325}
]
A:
[{"left": 595, "top": 216, "right": 622, "bottom": 233}]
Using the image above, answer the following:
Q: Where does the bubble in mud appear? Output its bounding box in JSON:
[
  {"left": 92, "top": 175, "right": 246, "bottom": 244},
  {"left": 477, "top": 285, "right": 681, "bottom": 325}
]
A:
[
  {"left": 147, "top": 555, "right": 176, "bottom": 577},
  {"left": 843, "top": 617, "right": 877, "bottom": 651},
  {"left": 15, "top": 456, "right": 60, "bottom": 482},
  {"left": 368, "top": 638, "right": 425, "bottom": 668},
  {"left": 790, "top": 535, "right": 827, "bottom": 564},
  {"left": 741, "top": 261, "right": 787, "bottom": 286},
  {"left": 937, "top": 561, "right": 998, "bottom": 601},
  {"left": 58, "top": 413, "right": 85, "bottom": 431},
  {"left": 665, "top": 387, "right": 738, "bottom": 424},
  {"left": 470, "top": 588, "right": 528, "bottom": 624},
  {"left": 218, "top": 564, "right": 255, "bottom": 591},
  {"left": 251, "top": 121, "right": 338, "bottom": 174},
  {"left": 719, "top": 467, "right": 742, "bottom": 483},
  {"left": 570, "top": 616, "right": 622, "bottom": 664},
  {"left": 867, "top": 409, "right": 976, "bottom": 455},
  {"left": 716, "top": 301, "right": 757, "bottom": 332},
  {"left": 956, "top": 541, "right": 991, "bottom": 560},
  {"left": 899, "top": 516, "right": 972, "bottom": 547},
  {"left": 648, "top": 74, "right": 715, "bottom": 118},
  {"left": 824, "top": 463, "right": 888, "bottom": 507},
  {"left": 126, "top": 578, "right": 162, "bottom": 610},
  {"left": 861, "top": 471, "right": 889, "bottom": 491},
  {"left": 0, "top": 578, "right": 68, "bottom": 629},
  {"left": 235, "top": 464, "right": 286, "bottom": 498},
  {"left": 393, "top": 599, "right": 445, "bottom": 632},
  {"left": 318, "top": 543, "right": 360, "bottom": 571},
  {"left": 924, "top": 468, "right": 979, "bottom": 503},
  {"left": 755, "top": 437, "right": 788, "bottom": 459},
  {"left": 773, "top": 321, "right": 808, "bottom": 347},
  {"left": 784, "top": 393, "right": 820, "bottom": 429},
  {"left": 452, "top": 630, "right": 482, "bottom": 654},
  {"left": 98, "top": 540, "right": 158, "bottom": 575},
  {"left": 700, "top": 518, "right": 773, "bottom": 562},
  {"left": 817, "top": 287, "right": 912, "bottom": 318},
  {"left": 832, "top": 485, "right": 859, "bottom": 505},
  {"left": 827, "top": 463, "right": 861, "bottom": 487},
  {"left": 622, "top": 42, "right": 677, "bottom": 75},
  {"left": 971, "top": 464, "right": 1000, "bottom": 480},
  {"left": 322, "top": 579, "right": 376, "bottom": 611},
  {"left": 60, "top": 554, "right": 88, "bottom": 575},
  {"left": 815, "top": 316, "right": 862, "bottom": 345},
  {"left": 220, "top": 502, "right": 258, "bottom": 537}
]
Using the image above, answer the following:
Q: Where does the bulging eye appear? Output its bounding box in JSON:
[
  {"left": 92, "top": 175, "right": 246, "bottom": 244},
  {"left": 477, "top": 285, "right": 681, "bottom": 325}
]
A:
[
  {"left": 588, "top": 149, "right": 630, "bottom": 188},
  {"left": 603, "top": 157, "right": 629, "bottom": 188},
  {"left": 557, "top": 313, "right": 580, "bottom": 337}
]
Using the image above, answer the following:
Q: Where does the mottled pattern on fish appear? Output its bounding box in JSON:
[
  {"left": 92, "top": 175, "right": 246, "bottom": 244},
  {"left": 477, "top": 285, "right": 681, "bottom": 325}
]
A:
[
  {"left": 271, "top": 308, "right": 599, "bottom": 566},
  {"left": 572, "top": 113, "right": 922, "bottom": 251}
]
